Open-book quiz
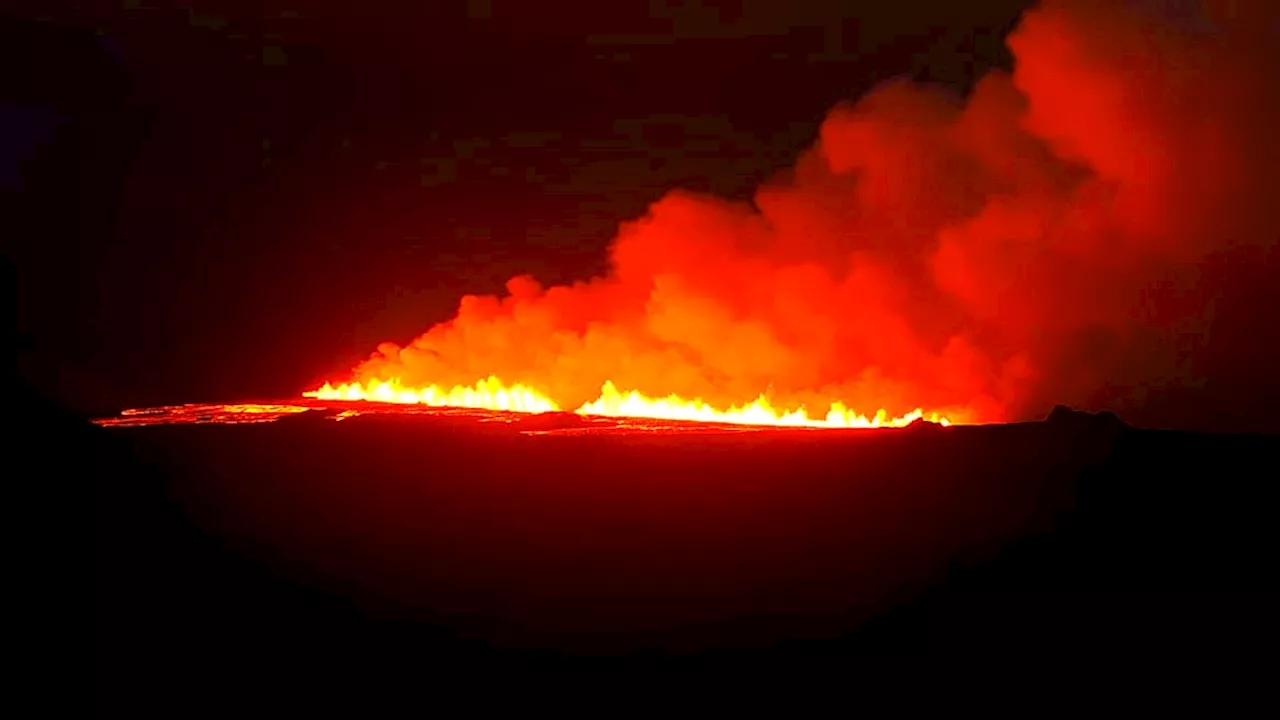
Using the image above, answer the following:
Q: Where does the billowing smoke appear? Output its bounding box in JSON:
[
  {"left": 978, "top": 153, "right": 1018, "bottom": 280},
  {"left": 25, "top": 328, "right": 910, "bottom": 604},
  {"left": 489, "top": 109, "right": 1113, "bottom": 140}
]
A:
[{"left": 344, "top": 0, "right": 1280, "bottom": 431}]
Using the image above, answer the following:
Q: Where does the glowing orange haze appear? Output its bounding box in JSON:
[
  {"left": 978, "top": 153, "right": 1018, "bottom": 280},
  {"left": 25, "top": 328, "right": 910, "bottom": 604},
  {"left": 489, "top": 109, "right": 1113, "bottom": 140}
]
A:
[{"left": 308, "top": 0, "right": 1280, "bottom": 431}]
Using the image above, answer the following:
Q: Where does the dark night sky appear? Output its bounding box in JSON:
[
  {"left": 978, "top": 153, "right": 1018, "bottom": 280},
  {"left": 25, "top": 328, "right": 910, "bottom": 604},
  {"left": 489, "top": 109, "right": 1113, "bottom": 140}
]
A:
[{"left": 3, "top": 0, "right": 1031, "bottom": 415}]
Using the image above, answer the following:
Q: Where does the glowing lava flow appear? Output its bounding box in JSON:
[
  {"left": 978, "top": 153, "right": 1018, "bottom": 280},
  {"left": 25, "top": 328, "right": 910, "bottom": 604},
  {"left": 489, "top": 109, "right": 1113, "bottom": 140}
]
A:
[
  {"left": 303, "top": 376, "right": 561, "bottom": 413},
  {"left": 305, "top": 377, "right": 953, "bottom": 428},
  {"left": 579, "top": 381, "right": 950, "bottom": 428}
]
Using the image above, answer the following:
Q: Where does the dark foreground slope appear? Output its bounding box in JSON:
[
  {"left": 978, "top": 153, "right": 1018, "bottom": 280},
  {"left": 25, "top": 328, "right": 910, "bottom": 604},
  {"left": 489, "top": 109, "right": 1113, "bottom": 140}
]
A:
[{"left": 63, "top": 398, "right": 1280, "bottom": 707}]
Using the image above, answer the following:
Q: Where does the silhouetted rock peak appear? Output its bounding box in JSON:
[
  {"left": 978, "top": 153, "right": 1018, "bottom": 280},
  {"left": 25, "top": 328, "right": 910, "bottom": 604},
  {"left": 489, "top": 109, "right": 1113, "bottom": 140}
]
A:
[{"left": 1046, "top": 405, "right": 1130, "bottom": 431}]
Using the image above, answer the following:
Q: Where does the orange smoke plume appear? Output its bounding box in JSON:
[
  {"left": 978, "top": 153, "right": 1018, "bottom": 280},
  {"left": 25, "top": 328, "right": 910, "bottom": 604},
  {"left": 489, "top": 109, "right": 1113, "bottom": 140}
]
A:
[{"left": 312, "top": 0, "right": 1280, "bottom": 432}]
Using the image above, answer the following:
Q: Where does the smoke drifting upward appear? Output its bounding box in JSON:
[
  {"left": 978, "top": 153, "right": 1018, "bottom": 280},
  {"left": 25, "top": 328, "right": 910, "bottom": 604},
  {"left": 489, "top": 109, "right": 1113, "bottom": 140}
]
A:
[{"left": 340, "top": 0, "right": 1280, "bottom": 432}]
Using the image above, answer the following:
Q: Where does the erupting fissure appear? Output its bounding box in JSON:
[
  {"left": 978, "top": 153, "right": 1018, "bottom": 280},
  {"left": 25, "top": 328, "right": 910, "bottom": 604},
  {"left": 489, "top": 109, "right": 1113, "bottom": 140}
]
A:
[
  {"left": 303, "top": 377, "right": 953, "bottom": 428},
  {"left": 298, "top": 1, "right": 1279, "bottom": 434}
]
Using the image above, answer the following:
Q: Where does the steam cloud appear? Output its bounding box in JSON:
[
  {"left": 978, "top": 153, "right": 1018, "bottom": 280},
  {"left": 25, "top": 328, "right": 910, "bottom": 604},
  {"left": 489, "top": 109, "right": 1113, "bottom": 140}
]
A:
[{"left": 346, "top": 0, "right": 1280, "bottom": 431}]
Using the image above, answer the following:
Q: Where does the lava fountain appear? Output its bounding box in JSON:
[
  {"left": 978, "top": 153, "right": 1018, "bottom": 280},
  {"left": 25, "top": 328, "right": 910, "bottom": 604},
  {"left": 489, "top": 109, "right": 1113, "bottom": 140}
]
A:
[{"left": 303, "top": 376, "right": 957, "bottom": 428}]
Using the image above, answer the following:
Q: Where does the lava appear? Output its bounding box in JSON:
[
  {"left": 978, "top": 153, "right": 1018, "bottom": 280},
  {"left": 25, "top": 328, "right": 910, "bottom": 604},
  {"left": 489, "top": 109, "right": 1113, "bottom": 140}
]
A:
[
  {"left": 303, "top": 376, "right": 560, "bottom": 414},
  {"left": 576, "top": 381, "right": 951, "bottom": 428},
  {"left": 95, "top": 402, "right": 315, "bottom": 427},
  {"left": 304, "top": 376, "right": 954, "bottom": 428}
]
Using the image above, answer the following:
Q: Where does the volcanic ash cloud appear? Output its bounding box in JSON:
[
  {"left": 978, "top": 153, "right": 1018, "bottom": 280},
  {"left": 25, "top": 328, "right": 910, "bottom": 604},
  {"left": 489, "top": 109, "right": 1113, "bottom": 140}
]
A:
[{"left": 345, "top": 0, "right": 1280, "bottom": 431}]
